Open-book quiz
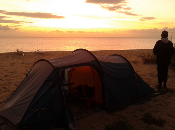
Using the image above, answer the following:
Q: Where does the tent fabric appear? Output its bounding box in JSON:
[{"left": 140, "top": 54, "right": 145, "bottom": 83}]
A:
[
  {"left": 0, "top": 60, "right": 54, "bottom": 125},
  {"left": 49, "top": 49, "right": 103, "bottom": 82},
  {"left": 0, "top": 49, "right": 155, "bottom": 129},
  {"left": 100, "top": 62, "right": 137, "bottom": 104},
  {"left": 95, "top": 54, "right": 128, "bottom": 64},
  {"left": 49, "top": 50, "right": 102, "bottom": 71},
  {"left": 20, "top": 71, "right": 64, "bottom": 126}
]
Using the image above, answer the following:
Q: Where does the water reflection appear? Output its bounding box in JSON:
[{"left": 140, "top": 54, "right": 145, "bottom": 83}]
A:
[{"left": 1, "top": 37, "right": 174, "bottom": 53}]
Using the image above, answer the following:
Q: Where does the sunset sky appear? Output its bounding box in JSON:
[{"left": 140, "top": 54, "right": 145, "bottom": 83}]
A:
[{"left": 0, "top": 0, "right": 175, "bottom": 37}]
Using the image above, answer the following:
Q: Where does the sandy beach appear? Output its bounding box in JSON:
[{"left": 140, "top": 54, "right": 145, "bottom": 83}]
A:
[{"left": 0, "top": 49, "right": 175, "bottom": 130}]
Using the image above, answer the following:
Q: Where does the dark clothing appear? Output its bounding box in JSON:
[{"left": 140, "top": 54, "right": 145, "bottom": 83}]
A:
[
  {"left": 153, "top": 39, "right": 174, "bottom": 84},
  {"left": 157, "top": 64, "right": 169, "bottom": 83},
  {"left": 153, "top": 40, "right": 174, "bottom": 64}
]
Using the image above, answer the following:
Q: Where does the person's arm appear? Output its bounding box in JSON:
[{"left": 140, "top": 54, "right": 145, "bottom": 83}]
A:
[{"left": 153, "top": 42, "right": 158, "bottom": 55}]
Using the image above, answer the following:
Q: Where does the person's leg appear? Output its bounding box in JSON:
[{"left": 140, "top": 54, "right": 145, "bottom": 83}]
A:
[
  {"left": 157, "top": 64, "right": 163, "bottom": 88},
  {"left": 163, "top": 64, "right": 169, "bottom": 88}
]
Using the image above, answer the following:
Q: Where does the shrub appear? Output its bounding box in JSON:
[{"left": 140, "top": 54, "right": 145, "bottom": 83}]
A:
[
  {"left": 105, "top": 120, "right": 135, "bottom": 130},
  {"left": 156, "top": 87, "right": 175, "bottom": 94},
  {"left": 140, "top": 53, "right": 156, "bottom": 64},
  {"left": 142, "top": 113, "right": 166, "bottom": 127},
  {"left": 15, "top": 49, "right": 24, "bottom": 56}
]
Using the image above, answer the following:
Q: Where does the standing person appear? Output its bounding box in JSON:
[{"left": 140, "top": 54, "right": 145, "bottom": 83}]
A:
[{"left": 153, "top": 30, "right": 174, "bottom": 89}]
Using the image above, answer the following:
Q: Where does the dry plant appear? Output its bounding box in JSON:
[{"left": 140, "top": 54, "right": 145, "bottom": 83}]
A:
[
  {"left": 105, "top": 120, "right": 135, "bottom": 130},
  {"left": 142, "top": 113, "right": 166, "bottom": 127},
  {"left": 15, "top": 49, "right": 24, "bottom": 56},
  {"left": 140, "top": 53, "right": 156, "bottom": 64}
]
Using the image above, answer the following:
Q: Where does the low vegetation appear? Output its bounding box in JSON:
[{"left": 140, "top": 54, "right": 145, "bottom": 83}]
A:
[
  {"left": 142, "top": 113, "right": 166, "bottom": 127},
  {"left": 14, "top": 49, "right": 24, "bottom": 56},
  {"left": 140, "top": 53, "right": 156, "bottom": 64},
  {"left": 156, "top": 87, "right": 175, "bottom": 94},
  {"left": 105, "top": 120, "right": 135, "bottom": 130}
]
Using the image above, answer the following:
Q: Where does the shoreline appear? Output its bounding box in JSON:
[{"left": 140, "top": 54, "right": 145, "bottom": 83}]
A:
[
  {"left": 0, "top": 48, "right": 153, "bottom": 54},
  {"left": 0, "top": 49, "right": 175, "bottom": 130}
]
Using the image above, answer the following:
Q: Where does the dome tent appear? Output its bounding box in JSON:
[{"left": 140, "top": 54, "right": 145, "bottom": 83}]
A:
[{"left": 0, "top": 49, "right": 155, "bottom": 129}]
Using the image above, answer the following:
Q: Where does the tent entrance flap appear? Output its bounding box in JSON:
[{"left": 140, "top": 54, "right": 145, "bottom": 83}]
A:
[{"left": 68, "top": 66, "right": 103, "bottom": 105}]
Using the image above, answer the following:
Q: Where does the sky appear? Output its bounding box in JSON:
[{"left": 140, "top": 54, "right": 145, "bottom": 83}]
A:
[{"left": 0, "top": 0, "right": 175, "bottom": 37}]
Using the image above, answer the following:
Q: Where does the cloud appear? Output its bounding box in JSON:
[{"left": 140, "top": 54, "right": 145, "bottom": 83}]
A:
[
  {"left": 86, "top": 0, "right": 137, "bottom": 17},
  {"left": 101, "top": 5, "right": 122, "bottom": 11},
  {"left": 25, "top": 21, "right": 33, "bottom": 23},
  {"left": 87, "top": 31, "right": 105, "bottom": 34},
  {"left": 101, "top": 5, "right": 131, "bottom": 11},
  {"left": 85, "top": 0, "right": 126, "bottom": 4},
  {"left": 126, "top": 28, "right": 175, "bottom": 34},
  {"left": 2, "top": 11, "right": 65, "bottom": 19},
  {"left": 127, "top": 28, "right": 162, "bottom": 33},
  {"left": 78, "top": 31, "right": 87, "bottom": 33},
  {"left": 163, "top": 27, "right": 175, "bottom": 32},
  {"left": 50, "top": 30, "right": 63, "bottom": 33},
  {"left": 0, "top": 19, "right": 25, "bottom": 24},
  {"left": 118, "top": 11, "right": 138, "bottom": 16},
  {"left": 140, "top": 17, "right": 156, "bottom": 21},
  {"left": 0, "top": 25, "right": 18, "bottom": 31},
  {"left": 0, "top": 16, "right": 6, "bottom": 19},
  {"left": 66, "top": 31, "right": 75, "bottom": 33},
  {"left": 123, "top": 7, "right": 131, "bottom": 10},
  {"left": 0, "top": 10, "right": 6, "bottom": 14}
]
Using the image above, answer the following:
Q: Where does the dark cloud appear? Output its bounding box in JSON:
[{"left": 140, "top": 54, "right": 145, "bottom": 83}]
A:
[
  {"left": 123, "top": 7, "right": 131, "bottom": 10},
  {"left": 101, "top": 5, "right": 131, "bottom": 11},
  {"left": 0, "top": 19, "right": 25, "bottom": 24},
  {"left": 118, "top": 11, "right": 138, "bottom": 16},
  {"left": 101, "top": 5, "right": 122, "bottom": 11},
  {"left": 140, "top": 17, "right": 156, "bottom": 21},
  {"left": 0, "top": 25, "right": 18, "bottom": 31},
  {"left": 0, "top": 16, "right": 6, "bottom": 19},
  {"left": 3, "top": 11, "right": 65, "bottom": 19},
  {"left": 85, "top": 0, "right": 126, "bottom": 4},
  {"left": 87, "top": 0, "right": 137, "bottom": 16},
  {"left": 0, "top": 10, "right": 6, "bottom": 13}
]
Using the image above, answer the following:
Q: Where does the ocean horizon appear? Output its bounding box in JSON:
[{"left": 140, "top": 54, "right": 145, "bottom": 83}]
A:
[{"left": 1, "top": 37, "right": 175, "bottom": 53}]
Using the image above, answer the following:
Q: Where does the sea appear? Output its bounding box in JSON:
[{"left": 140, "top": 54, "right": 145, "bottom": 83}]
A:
[{"left": 0, "top": 37, "right": 175, "bottom": 53}]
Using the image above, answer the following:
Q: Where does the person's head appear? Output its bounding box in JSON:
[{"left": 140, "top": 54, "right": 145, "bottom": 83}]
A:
[{"left": 161, "top": 30, "right": 168, "bottom": 38}]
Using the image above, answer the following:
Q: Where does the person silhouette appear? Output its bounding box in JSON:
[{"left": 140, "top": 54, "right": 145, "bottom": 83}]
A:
[{"left": 153, "top": 30, "right": 174, "bottom": 89}]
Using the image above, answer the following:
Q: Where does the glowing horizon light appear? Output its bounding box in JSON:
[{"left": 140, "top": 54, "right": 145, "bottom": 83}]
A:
[{"left": 0, "top": 0, "right": 175, "bottom": 37}]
